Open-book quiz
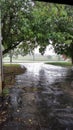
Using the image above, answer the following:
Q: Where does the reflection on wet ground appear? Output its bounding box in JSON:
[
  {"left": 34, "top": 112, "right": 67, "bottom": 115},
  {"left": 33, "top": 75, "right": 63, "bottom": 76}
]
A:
[{"left": 1, "top": 63, "right": 73, "bottom": 130}]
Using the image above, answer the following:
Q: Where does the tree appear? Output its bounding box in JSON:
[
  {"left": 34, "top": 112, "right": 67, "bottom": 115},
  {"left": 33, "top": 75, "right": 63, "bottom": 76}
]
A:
[
  {"left": 0, "top": 8, "right": 2, "bottom": 93},
  {"left": 49, "top": 5, "right": 73, "bottom": 63},
  {"left": 32, "top": 2, "right": 73, "bottom": 64},
  {"left": 7, "top": 49, "right": 19, "bottom": 63},
  {"left": 1, "top": 0, "right": 34, "bottom": 55},
  {"left": 1, "top": 0, "right": 73, "bottom": 63},
  {"left": 1, "top": 0, "right": 57, "bottom": 55}
]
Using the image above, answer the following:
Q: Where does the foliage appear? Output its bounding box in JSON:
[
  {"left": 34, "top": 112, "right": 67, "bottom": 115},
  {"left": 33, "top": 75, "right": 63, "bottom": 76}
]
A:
[
  {"left": 1, "top": 0, "right": 73, "bottom": 63},
  {"left": 32, "top": 2, "right": 73, "bottom": 63},
  {"left": 1, "top": 0, "right": 35, "bottom": 55},
  {"left": 50, "top": 5, "right": 73, "bottom": 62}
]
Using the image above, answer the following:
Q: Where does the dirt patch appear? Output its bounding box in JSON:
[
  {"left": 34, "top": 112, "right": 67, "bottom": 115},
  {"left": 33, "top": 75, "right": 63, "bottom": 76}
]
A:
[{"left": 3, "top": 64, "right": 26, "bottom": 87}]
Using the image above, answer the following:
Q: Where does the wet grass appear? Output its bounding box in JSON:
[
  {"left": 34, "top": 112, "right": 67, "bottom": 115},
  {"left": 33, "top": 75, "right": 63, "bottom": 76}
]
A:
[
  {"left": 45, "top": 61, "right": 72, "bottom": 67},
  {"left": 2, "top": 88, "right": 9, "bottom": 96}
]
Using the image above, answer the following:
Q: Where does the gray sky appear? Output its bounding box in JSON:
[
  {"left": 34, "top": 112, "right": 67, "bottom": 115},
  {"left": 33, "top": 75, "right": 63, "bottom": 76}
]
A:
[{"left": 34, "top": 45, "right": 56, "bottom": 56}]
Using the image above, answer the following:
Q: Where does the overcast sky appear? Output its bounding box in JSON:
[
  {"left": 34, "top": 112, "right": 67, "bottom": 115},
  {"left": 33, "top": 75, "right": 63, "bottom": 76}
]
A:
[{"left": 34, "top": 45, "right": 56, "bottom": 56}]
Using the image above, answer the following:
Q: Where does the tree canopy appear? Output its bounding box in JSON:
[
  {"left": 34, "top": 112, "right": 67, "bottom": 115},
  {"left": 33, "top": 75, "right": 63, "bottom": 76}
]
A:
[
  {"left": 1, "top": 0, "right": 73, "bottom": 63},
  {"left": 1, "top": 0, "right": 35, "bottom": 55},
  {"left": 31, "top": 2, "right": 73, "bottom": 63}
]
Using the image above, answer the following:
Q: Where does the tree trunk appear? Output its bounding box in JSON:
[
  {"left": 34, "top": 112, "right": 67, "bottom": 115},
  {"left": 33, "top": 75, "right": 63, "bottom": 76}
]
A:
[
  {"left": 9, "top": 50, "right": 13, "bottom": 63},
  {"left": 71, "top": 55, "right": 73, "bottom": 65},
  {"left": 70, "top": 43, "right": 73, "bottom": 65},
  {"left": 0, "top": 14, "right": 2, "bottom": 94},
  {"left": 0, "top": 44, "right": 2, "bottom": 94}
]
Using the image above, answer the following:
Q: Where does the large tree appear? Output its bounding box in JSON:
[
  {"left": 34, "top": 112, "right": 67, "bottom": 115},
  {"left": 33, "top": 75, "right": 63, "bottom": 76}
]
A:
[
  {"left": 1, "top": 0, "right": 35, "bottom": 55},
  {"left": 49, "top": 5, "right": 73, "bottom": 63},
  {"left": 31, "top": 2, "right": 73, "bottom": 63},
  {"left": 1, "top": 0, "right": 73, "bottom": 63}
]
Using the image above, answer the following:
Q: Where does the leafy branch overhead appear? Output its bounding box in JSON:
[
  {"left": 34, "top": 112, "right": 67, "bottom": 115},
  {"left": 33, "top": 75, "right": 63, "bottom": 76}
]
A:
[
  {"left": 1, "top": 0, "right": 35, "bottom": 54},
  {"left": 1, "top": 0, "right": 73, "bottom": 63}
]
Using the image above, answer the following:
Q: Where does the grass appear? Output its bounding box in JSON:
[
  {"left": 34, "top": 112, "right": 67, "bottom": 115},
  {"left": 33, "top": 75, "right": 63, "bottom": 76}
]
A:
[
  {"left": 45, "top": 61, "right": 72, "bottom": 67},
  {"left": 3, "top": 55, "right": 49, "bottom": 62},
  {"left": 3, "top": 64, "right": 26, "bottom": 87},
  {"left": 2, "top": 88, "right": 9, "bottom": 96},
  {"left": 3, "top": 63, "right": 26, "bottom": 75}
]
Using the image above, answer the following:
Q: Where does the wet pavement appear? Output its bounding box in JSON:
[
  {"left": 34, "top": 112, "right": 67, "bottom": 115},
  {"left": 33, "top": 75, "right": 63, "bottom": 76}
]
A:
[{"left": 1, "top": 63, "right": 73, "bottom": 130}]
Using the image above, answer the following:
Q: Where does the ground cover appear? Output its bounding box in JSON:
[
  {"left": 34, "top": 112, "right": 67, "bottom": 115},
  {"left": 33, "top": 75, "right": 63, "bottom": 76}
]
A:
[
  {"left": 3, "top": 64, "right": 26, "bottom": 87},
  {"left": 45, "top": 61, "right": 72, "bottom": 67}
]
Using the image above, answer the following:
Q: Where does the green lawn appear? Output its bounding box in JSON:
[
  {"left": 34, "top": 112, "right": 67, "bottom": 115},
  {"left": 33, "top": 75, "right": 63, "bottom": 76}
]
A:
[{"left": 45, "top": 61, "right": 72, "bottom": 67}]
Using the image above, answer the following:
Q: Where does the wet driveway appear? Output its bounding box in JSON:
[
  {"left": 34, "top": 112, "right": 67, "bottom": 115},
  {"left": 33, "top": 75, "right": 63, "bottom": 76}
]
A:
[{"left": 1, "top": 63, "right": 73, "bottom": 130}]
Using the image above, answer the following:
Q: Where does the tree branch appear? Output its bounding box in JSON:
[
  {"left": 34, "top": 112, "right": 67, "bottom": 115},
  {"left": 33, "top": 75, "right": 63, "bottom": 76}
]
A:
[{"left": 3, "top": 42, "right": 20, "bottom": 55}]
